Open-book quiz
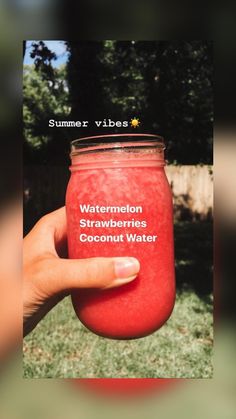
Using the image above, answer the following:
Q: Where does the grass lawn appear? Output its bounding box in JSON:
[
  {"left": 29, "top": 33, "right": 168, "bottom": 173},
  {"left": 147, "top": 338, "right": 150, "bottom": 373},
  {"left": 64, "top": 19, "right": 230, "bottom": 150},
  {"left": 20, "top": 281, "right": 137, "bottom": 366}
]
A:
[
  {"left": 23, "top": 292, "right": 213, "bottom": 379},
  {"left": 23, "top": 221, "right": 213, "bottom": 379}
]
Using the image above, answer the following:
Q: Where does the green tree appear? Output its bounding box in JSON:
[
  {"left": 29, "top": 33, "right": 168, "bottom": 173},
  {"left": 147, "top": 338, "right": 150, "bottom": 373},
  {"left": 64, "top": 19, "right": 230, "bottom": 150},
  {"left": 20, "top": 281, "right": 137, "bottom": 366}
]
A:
[
  {"left": 158, "top": 41, "right": 213, "bottom": 163},
  {"left": 67, "top": 41, "right": 105, "bottom": 121},
  {"left": 24, "top": 40, "right": 213, "bottom": 164},
  {"left": 23, "top": 64, "right": 70, "bottom": 162}
]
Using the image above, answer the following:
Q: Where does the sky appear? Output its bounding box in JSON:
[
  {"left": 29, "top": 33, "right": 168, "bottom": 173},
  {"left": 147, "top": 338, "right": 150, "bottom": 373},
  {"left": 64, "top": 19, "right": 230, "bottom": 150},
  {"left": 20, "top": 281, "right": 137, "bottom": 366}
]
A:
[{"left": 24, "top": 41, "right": 68, "bottom": 67}]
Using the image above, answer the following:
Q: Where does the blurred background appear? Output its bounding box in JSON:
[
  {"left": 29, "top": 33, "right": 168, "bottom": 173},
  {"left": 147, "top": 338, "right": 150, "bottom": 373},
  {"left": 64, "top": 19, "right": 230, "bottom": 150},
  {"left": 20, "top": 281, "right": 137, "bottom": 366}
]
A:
[
  {"left": 23, "top": 40, "right": 213, "bottom": 379},
  {"left": 0, "top": 0, "right": 235, "bottom": 417}
]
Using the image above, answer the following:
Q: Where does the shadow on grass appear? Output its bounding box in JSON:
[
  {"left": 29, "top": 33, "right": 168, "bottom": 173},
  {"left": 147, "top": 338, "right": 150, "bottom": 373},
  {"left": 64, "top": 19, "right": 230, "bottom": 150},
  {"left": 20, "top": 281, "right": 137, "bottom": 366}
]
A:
[{"left": 174, "top": 221, "right": 213, "bottom": 297}]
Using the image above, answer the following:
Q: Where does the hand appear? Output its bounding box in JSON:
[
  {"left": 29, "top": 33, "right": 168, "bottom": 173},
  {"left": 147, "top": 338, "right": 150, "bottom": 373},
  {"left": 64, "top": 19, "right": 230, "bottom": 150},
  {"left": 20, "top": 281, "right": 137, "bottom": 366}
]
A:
[
  {"left": 23, "top": 207, "right": 140, "bottom": 336},
  {"left": 0, "top": 204, "right": 21, "bottom": 360}
]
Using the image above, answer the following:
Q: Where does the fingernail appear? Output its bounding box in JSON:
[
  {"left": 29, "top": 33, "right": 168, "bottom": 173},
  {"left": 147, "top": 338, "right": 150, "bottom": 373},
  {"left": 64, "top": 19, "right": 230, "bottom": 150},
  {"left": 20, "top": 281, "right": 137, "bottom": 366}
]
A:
[
  {"left": 104, "top": 275, "right": 137, "bottom": 290},
  {"left": 114, "top": 257, "right": 140, "bottom": 279}
]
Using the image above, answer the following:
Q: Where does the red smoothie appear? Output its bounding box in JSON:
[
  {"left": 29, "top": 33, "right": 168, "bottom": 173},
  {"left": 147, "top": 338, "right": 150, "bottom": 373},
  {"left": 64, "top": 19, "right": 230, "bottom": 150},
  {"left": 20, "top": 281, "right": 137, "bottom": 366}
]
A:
[{"left": 66, "top": 134, "right": 175, "bottom": 339}]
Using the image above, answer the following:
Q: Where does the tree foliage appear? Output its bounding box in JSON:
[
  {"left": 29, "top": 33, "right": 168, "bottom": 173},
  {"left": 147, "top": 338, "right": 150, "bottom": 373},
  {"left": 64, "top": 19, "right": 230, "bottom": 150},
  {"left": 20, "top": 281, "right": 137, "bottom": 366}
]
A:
[
  {"left": 30, "top": 41, "right": 56, "bottom": 81},
  {"left": 24, "top": 40, "right": 213, "bottom": 164},
  {"left": 23, "top": 64, "right": 70, "bottom": 162}
]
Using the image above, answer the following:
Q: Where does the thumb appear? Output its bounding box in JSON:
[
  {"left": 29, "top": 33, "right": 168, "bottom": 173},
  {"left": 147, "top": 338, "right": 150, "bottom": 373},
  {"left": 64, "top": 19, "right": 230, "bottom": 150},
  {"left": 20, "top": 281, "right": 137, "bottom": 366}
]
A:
[{"left": 43, "top": 256, "right": 140, "bottom": 296}]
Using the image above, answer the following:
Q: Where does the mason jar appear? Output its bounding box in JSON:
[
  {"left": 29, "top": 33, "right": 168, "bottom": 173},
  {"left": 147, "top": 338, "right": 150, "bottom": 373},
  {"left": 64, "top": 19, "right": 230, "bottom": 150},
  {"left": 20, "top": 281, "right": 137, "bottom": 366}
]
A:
[{"left": 66, "top": 134, "right": 175, "bottom": 339}]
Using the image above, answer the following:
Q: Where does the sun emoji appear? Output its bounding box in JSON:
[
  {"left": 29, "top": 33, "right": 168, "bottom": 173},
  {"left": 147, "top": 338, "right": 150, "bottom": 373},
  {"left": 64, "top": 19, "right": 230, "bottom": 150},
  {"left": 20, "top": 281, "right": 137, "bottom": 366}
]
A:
[{"left": 130, "top": 117, "right": 140, "bottom": 128}]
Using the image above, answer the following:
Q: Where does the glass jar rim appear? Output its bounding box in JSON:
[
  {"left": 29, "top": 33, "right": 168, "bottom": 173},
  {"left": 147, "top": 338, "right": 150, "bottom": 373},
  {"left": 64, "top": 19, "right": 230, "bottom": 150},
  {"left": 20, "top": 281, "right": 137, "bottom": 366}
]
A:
[{"left": 71, "top": 133, "right": 165, "bottom": 156}]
